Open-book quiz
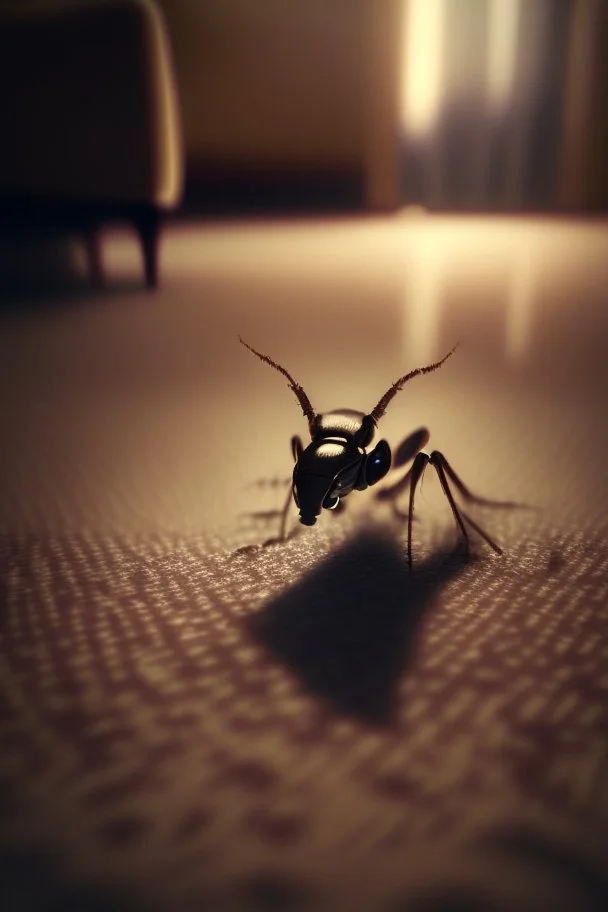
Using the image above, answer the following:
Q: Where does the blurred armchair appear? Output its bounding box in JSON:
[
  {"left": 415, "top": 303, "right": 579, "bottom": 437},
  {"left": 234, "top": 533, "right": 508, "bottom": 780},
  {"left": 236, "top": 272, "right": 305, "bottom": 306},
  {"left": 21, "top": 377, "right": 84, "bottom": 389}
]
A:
[{"left": 0, "top": 0, "right": 183, "bottom": 289}]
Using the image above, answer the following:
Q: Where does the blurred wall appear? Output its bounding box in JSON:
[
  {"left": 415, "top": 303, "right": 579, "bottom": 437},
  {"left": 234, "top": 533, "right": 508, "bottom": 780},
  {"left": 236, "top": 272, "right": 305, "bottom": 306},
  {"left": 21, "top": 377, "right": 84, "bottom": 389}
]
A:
[
  {"left": 558, "top": 0, "right": 608, "bottom": 211},
  {"left": 156, "top": 0, "right": 369, "bottom": 175},
  {"left": 157, "top": 0, "right": 608, "bottom": 212},
  {"left": 2, "top": 0, "right": 605, "bottom": 212}
]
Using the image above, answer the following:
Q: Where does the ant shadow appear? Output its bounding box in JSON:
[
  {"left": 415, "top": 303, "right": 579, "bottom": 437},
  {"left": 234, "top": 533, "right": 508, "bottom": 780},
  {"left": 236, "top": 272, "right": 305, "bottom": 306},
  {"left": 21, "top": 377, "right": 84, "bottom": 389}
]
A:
[{"left": 247, "top": 527, "right": 470, "bottom": 725}]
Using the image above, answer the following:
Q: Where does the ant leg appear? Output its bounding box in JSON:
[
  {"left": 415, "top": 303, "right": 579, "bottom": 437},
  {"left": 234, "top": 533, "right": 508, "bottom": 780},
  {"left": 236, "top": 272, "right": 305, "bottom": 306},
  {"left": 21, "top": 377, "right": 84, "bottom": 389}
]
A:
[
  {"left": 245, "top": 432, "right": 301, "bottom": 495},
  {"left": 235, "top": 483, "right": 298, "bottom": 554},
  {"left": 247, "top": 483, "right": 299, "bottom": 548},
  {"left": 459, "top": 508, "right": 503, "bottom": 555},
  {"left": 292, "top": 435, "right": 303, "bottom": 461},
  {"left": 428, "top": 452, "right": 470, "bottom": 555},
  {"left": 432, "top": 451, "right": 527, "bottom": 510},
  {"left": 278, "top": 480, "right": 295, "bottom": 541},
  {"left": 263, "top": 437, "right": 299, "bottom": 543},
  {"left": 407, "top": 452, "right": 430, "bottom": 567},
  {"left": 273, "top": 436, "right": 302, "bottom": 540},
  {"left": 375, "top": 428, "right": 430, "bottom": 501},
  {"left": 429, "top": 452, "right": 502, "bottom": 556},
  {"left": 235, "top": 437, "right": 299, "bottom": 554},
  {"left": 375, "top": 464, "right": 414, "bottom": 503}
]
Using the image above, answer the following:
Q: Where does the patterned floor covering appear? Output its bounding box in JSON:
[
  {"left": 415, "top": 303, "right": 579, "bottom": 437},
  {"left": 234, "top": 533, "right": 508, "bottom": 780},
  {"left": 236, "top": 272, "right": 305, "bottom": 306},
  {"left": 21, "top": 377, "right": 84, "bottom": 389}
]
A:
[{"left": 0, "top": 216, "right": 607, "bottom": 910}]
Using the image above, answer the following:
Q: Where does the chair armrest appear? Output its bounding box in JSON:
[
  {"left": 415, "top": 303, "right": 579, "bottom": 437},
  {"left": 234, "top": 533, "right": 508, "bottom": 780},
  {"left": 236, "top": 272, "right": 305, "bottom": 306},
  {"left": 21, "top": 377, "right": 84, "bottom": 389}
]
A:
[{"left": 0, "top": 0, "right": 183, "bottom": 208}]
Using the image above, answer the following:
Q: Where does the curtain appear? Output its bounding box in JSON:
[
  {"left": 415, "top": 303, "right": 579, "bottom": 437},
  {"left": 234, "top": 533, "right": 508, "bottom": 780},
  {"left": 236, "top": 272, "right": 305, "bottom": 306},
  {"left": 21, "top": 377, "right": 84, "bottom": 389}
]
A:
[{"left": 398, "top": 0, "right": 606, "bottom": 211}]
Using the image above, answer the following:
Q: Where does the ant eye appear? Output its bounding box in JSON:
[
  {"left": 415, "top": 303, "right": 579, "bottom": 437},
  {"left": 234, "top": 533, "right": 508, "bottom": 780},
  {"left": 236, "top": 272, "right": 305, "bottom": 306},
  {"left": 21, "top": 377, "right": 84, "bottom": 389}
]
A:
[
  {"left": 322, "top": 494, "right": 340, "bottom": 510},
  {"left": 365, "top": 440, "right": 391, "bottom": 486}
]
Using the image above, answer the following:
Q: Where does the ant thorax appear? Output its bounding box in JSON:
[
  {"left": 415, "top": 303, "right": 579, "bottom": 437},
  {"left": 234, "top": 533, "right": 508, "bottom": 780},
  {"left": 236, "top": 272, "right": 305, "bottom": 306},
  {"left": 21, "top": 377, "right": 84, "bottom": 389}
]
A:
[{"left": 314, "top": 409, "right": 372, "bottom": 444}]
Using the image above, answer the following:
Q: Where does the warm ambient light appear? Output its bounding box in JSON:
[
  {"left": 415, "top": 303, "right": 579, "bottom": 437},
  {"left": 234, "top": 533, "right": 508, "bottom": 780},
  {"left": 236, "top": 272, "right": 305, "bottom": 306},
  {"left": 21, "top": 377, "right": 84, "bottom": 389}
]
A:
[
  {"left": 400, "top": 0, "right": 524, "bottom": 134},
  {"left": 486, "top": 0, "right": 521, "bottom": 112},
  {"left": 400, "top": 0, "right": 443, "bottom": 138},
  {"left": 396, "top": 216, "right": 593, "bottom": 367}
]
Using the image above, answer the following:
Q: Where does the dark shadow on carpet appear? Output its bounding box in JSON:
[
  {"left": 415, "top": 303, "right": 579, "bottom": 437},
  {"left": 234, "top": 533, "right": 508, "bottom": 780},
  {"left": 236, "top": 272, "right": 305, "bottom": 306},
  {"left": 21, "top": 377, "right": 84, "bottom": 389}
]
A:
[{"left": 248, "top": 529, "right": 469, "bottom": 724}]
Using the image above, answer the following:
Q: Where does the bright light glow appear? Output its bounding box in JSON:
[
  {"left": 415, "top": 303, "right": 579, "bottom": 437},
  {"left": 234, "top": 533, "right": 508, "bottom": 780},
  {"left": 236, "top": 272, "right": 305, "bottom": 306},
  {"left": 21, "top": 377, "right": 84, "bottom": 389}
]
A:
[
  {"left": 147, "top": 0, "right": 183, "bottom": 206},
  {"left": 400, "top": 0, "right": 525, "bottom": 130},
  {"left": 505, "top": 247, "right": 534, "bottom": 363},
  {"left": 402, "top": 244, "right": 444, "bottom": 366},
  {"left": 400, "top": 0, "right": 443, "bottom": 137},
  {"left": 487, "top": 0, "right": 521, "bottom": 112}
]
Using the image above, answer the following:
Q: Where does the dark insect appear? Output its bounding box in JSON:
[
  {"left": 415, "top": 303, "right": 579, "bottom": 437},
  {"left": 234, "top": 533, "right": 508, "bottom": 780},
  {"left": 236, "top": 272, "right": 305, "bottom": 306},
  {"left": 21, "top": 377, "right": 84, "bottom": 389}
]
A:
[{"left": 240, "top": 337, "right": 518, "bottom": 564}]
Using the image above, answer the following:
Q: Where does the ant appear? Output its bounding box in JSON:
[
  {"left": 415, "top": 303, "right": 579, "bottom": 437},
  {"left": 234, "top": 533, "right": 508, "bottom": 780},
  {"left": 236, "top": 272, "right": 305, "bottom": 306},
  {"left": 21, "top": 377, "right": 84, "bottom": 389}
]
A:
[{"left": 240, "top": 337, "right": 519, "bottom": 565}]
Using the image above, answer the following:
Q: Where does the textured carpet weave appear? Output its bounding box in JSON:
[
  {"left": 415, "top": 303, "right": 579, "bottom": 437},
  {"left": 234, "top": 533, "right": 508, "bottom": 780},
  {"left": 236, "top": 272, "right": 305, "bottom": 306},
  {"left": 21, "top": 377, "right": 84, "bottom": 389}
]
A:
[{"left": 1, "top": 217, "right": 607, "bottom": 910}]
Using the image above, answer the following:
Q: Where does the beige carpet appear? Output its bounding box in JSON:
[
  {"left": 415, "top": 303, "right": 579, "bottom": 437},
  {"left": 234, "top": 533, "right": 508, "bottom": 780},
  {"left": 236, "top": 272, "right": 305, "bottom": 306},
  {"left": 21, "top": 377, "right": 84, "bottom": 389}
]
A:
[{"left": 0, "top": 215, "right": 607, "bottom": 910}]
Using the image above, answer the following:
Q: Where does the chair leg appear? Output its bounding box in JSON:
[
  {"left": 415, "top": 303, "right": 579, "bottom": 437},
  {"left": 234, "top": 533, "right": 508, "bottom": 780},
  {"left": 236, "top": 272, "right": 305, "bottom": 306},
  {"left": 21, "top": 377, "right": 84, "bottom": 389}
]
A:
[
  {"left": 134, "top": 207, "right": 161, "bottom": 289},
  {"left": 83, "top": 225, "right": 103, "bottom": 287}
]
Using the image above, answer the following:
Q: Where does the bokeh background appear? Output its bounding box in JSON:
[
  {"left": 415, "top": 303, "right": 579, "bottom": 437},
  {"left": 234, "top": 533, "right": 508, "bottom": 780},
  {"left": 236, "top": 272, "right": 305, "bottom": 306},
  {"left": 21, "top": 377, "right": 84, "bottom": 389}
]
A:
[{"left": 1, "top": 2, "right": 607, "bottom": 911}]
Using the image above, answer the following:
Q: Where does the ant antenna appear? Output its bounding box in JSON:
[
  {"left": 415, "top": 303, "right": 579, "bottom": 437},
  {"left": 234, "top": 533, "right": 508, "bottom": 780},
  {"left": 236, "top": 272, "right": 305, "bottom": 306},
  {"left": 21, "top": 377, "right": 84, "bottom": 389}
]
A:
[
  {"left": 239, "top": 338, "right": 318, "bottom": 435},
  {"left": 370, "top": 344, "right": 458, "bottom": 423}
]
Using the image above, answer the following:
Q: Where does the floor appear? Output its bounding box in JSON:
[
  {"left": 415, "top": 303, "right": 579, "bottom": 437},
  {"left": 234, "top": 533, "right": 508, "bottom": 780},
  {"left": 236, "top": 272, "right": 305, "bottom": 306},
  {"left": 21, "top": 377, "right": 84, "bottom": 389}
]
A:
[{"left": 0, "top": 213, "right": 607, "bottom": 910}]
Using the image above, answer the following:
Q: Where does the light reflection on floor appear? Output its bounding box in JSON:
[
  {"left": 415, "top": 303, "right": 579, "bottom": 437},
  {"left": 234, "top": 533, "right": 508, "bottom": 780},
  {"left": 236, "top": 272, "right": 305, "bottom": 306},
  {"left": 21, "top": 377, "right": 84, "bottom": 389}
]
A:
[{"left": 1, "top": 212, "right": 607, "bottom": 542}]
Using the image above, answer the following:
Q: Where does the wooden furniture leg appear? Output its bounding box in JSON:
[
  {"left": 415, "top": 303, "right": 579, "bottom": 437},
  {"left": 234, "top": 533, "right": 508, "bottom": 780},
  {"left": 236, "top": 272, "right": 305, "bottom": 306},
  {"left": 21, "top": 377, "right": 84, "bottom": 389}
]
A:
[{"left": 134, "top": 207, "right": 161, "bottom": 290}]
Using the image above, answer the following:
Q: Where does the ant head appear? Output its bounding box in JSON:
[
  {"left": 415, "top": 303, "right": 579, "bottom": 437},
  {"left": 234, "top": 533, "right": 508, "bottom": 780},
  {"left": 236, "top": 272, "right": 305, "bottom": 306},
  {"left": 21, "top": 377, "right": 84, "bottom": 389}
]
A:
[
  {"left": 292, "top": 429, "right": 391, "bottom": 525},
  {"left": 292, "top": 436, "right": 362, "bottom": 525}
]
